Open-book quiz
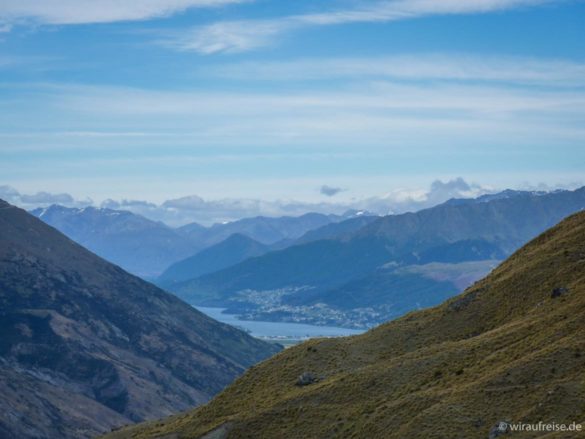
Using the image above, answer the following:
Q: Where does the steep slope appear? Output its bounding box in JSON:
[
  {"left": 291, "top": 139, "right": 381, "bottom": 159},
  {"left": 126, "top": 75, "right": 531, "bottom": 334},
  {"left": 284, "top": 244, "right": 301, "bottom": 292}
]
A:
[
  {"left": 0, "top": 200, "right": 281, "bottom": 439},
  {"left": 106, "top": 210, "right": 585, "bottom": 439},
  {"left": 171, "top": 187, "right": 585, "bottom": 319},
  {"left": 31, "top": 205, "right": 200, "bottom": 278},
  {"left": 158, "top": 234, "right": 270, "bottom": 286}
]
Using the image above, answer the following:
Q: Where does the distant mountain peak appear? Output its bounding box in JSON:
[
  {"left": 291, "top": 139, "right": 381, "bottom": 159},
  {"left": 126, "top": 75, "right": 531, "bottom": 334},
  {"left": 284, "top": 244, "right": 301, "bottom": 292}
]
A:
[
  {"left": 444, "top": 187, "right": 569, "bottom": 206},
  {"left": 341, "top": 209, "right": 377, "bottom": 218}
]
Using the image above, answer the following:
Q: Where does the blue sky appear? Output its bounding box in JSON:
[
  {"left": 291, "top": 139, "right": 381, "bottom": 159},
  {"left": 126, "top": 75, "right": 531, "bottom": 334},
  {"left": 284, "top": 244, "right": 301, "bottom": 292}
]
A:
[{"left": 0, "top": 0, "right": 584, "bottom": 219}]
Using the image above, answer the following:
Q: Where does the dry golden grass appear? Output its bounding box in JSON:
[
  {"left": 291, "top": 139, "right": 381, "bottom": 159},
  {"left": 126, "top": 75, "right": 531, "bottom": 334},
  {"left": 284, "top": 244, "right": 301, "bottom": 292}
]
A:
[{"left": 105, "top": 211, "right": 585, "bottom": 439}]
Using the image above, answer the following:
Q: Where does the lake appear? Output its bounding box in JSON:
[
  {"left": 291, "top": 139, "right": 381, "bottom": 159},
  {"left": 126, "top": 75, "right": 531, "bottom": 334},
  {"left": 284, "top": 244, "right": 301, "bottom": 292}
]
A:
[{"left": 195, "top": 306, "right": 364, "bottom": 344}]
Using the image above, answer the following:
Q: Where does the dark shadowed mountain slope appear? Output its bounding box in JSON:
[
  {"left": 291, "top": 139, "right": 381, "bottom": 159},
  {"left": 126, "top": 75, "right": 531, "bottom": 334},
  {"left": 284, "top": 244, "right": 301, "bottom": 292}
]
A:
[
  {"left": 105, "top": 210, "right": 585, "bottom": 439},
  {"left": 31, "top": 205, "right": 200, "bottom": 278},
  {"left": 172, "top": 187, "right": 585, "bottom": 310},
  {"left": 158, "top": 234, "right": 270, "bottom": 285},
  {"left": 0, "top": 200, "right": 280, "bottom": 439}
]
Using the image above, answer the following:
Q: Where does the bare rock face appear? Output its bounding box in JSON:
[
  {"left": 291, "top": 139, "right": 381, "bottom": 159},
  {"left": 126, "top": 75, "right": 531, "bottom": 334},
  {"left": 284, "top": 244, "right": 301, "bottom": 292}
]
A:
[
  {"left": 488, "top": 421, "right": 511, "bottom": 439},
  {"left": 551, "top": 287, "right": 569, "bottom": 298},
  {"left": 0, "top": 199, "right": 281, "bottom": 438},
  {"left": 296, "top": 372, "right": 318, "bottom": 386}
]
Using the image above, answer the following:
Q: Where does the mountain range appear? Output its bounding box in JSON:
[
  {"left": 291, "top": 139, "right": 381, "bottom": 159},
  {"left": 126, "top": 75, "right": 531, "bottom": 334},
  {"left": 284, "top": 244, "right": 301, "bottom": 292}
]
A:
[
  {"left": 176, "top": 212, "right": 349, "bottom": 247},
  {"left": 105, "top": 208, "right": 585, "bottom": 439},
  {"left": 169, "top": 187, "right": 585, "bottom": 327},
  {"left": 30, "top": 205, "right": 198, "bottom": 279},
  {"left": 0, "top": 199, "right": 280, "bottom": 439},
  {"left": 158, "top": 233, "right": 271, "bottom": 286},
  {"left": 158, "top": 212, "right": 379, "bottom": 287},
  {"left": 31, "top": 207, "right": 352, "bottom": 279}
]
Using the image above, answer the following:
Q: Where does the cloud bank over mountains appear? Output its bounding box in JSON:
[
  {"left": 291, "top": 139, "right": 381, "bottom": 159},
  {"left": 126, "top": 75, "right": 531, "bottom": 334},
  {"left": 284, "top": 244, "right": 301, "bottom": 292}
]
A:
[
  {"left": 2, "top": 178, "right": 562, "bottom": 226},
  {"left": 0, "top": 185, "right": 92, "bottom": 207}
]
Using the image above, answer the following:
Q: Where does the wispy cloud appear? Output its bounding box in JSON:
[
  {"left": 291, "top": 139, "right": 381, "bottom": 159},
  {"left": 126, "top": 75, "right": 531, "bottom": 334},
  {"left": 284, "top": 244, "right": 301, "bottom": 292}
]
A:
[
  {"left": 44, "top": 81, "right": 585, "bottom": 117},
  {"left": 2, "top": 77, "right": 584, "bottom": 154},
  {"left": 0, "top": 0, "right": 249, "bottom": 26},
  {"left": 164, "top": 0, "right": 558, "bottom": 53},
  {"left": 207, "top": 54, "right": 585, "bottom": 87},
  {"left": 165, "top": 20, "right": 293, "bottom": 54}
]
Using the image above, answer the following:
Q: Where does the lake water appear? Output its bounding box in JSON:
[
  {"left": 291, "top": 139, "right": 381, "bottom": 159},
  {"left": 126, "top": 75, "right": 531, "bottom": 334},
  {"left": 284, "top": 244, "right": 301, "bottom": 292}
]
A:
[{"left": 195, "top": 306, "right": 364, "bottom": 340}]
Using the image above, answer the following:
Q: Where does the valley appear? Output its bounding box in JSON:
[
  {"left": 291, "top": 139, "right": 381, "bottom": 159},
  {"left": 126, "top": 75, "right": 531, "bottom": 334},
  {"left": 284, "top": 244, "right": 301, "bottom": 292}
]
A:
[
  {"left": 202, "top": 260, "right": 499, "bottom": 329},
  {"left": 195, "top": 307, "right": 364, "bottom": 347},
  {"left": 106, "top": 208, "right": 585, "bottom": 439},
  {"left": 4, "top": 3, "right": 583, "bottom": 437}
]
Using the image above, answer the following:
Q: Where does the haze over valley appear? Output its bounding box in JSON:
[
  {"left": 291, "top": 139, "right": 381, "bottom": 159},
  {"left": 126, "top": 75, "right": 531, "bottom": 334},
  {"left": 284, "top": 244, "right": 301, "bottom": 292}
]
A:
[{"left": 1, "top": 0, "right": 584, "bottom": 438}]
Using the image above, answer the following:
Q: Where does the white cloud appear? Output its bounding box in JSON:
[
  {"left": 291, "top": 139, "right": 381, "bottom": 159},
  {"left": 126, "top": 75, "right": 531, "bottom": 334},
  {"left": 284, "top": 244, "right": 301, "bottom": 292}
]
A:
[
  {"left": 4, "top": 179, "right": 582, "bottom": 226},
  {"left": 165, "top": 20, "right": 293, "bottom": 54},
  {"left": 208, "top": 54, "right": 585, "bottom": 87},
  {"left": 96, "top": 178, "right": 494, "bottom": 225},
  {"left": 45, "top": 81, "right": 585, "bottom": 118},
  {"left": 167, "top": 0, "right": 557, "bottom": 53},
  {"left": 19, "top": 191, "right": 75, "bottom": 204},
  {"left": 2, "top": 77, "right": 584, "bottom": 158},
  {"left": 0, "top": 0, "right": 248, "bottom": 26},
  {"left": 301, "top": 0, "right": 553, "bottom": 25},
  {"left": 348, "top": 178, "right": 493, "bottom": 216},
  {"left": 0, "top": 185, "right": 92, "bottom": 207},
  {"left": 103, "top": 195, "right": 353, "bottom": 226},
  {"left": 0, "top": 185, "right": 19, "bottom": 201}
]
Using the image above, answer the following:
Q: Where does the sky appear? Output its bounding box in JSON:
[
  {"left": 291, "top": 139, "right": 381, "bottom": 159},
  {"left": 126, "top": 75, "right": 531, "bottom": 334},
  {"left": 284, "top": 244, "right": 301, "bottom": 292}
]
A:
[{"left": 0, "top": 0, "right": 584, "bottom": 224}]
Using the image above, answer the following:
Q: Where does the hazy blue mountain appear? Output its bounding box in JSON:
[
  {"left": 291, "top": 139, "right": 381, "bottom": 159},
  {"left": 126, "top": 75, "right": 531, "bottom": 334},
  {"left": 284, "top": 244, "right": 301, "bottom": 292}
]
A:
[
  {"left": 170, "top": 187, "right": 585, "bottom": 327},
  {"left": 293, "top": 214, "right": 379, "bottom": 245},
  {"left": 0, "top": 199, "right": 280, "bottom": 439},
  {"left": 158, "top": 233, "right": 270, "bottom": 285},
  {"left": 444, "top": 188, "right": 550, "bottom": 206},
  {"left": 31, "top": 205, "right": 200, "bottom": 278},
  {"left": 174, "top": 221, "right": 207, "bottom": 239},
  {"left": 158, "top": 213, "right": 377, "bottom": 288},
  {"left": 177, "top": 212, "right": 343, "bottom": 248},
  {"left": 30, "top": 207, "right": 355, "bottom": 281}
]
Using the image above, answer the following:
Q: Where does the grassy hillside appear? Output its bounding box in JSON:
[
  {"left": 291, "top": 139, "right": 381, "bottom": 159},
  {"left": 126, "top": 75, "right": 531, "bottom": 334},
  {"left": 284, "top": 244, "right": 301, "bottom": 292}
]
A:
[{"left": 107, "top": 210, "right": 585, "bottom": 439}]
